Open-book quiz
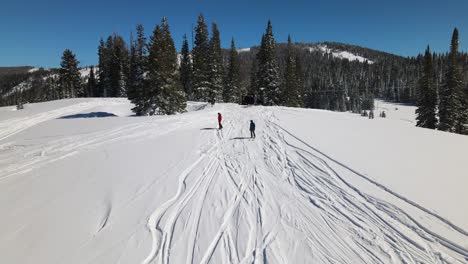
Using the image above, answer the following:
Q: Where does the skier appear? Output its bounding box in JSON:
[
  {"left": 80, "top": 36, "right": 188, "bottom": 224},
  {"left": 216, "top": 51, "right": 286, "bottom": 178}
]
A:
[
  {"left": 250, "top": 120, "right": 256, "bottom": 138},
  {"left": 218, "top": 112, "right": 223, "bottom": 129}
]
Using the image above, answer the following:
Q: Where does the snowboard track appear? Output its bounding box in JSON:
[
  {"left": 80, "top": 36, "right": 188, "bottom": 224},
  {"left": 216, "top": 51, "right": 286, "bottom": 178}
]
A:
[{"left": 141, "top": 107, "right": 468, "bottom": 264}]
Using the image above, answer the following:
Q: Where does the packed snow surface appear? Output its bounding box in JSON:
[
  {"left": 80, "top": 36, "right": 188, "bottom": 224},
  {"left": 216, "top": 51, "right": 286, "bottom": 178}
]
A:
[
  {"left": 0, "top": 98, "right": 467, "bottom": 264},
  {"left": 309, "top": 44, "right": 374, "bottom": 64}
]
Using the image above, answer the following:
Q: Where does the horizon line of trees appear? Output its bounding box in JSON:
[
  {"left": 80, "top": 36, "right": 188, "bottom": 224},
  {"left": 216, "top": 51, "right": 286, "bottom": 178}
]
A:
[{"left": 1, "top": 16, "right": 467, "bottom": 134}]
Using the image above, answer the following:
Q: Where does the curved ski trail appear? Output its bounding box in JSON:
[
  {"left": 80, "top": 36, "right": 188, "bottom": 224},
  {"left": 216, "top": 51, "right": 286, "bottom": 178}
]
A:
[{"left": 141, "top": 106, "right": 467, "bottom": 264}]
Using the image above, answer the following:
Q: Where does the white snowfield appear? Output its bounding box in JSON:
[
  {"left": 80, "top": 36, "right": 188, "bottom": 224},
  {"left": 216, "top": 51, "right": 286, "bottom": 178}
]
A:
[
  {"left": 308, "top": 44, "right": 374, "bottom": 64},
  {"left": 0, "top": 99, "right": 467, "bottom": 264}
]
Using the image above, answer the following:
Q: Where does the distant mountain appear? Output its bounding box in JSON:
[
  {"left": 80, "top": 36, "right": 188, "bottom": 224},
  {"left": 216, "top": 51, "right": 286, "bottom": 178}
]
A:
[
  {"left": 1, "top": 42, "right": 466, "bottom": 109},
  {"left": 0, "top": 66, "right": 35, "bottom": 77}
]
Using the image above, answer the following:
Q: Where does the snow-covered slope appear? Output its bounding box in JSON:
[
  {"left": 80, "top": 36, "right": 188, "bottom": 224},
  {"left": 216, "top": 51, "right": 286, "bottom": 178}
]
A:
[
  {"left": 0, "top": 99, "right": 467, "bottom": 264},
  {"left": 308, "top": 44, "right": 374, "bottom": 64}
]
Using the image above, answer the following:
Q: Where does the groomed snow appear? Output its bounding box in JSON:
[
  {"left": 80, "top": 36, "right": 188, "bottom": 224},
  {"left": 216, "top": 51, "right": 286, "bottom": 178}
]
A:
[{"left": 0, "top": 99, "right": 467, "bottom": 264}]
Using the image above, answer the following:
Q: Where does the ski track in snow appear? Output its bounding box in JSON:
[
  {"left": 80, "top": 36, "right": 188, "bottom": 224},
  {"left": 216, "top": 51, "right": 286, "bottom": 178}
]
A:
[
  {"left": 2, "top": 100, "right": 467, "bottom": 263},
  {"left": 141, "top": 106, "right": 468, "bottom": 264}
]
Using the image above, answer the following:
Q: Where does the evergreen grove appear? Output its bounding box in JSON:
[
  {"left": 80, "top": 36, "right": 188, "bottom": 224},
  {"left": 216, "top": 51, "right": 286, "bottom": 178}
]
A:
[{"left": 2, "top": 16, "right": 467, "bottom": 134}]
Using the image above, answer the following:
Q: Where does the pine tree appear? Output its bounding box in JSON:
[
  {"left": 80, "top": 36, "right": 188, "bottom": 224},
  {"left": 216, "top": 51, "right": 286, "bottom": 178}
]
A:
[
  {"left": 108, "top": 34, "right": 129, "bottom": 97},
  {"left": 208, "top": 22, "right": 223, "bottom": 104},
  {"left": 224, "top": 38, "right": 243, "bottom": 103},
  {"left": 146, "top": 18, "right": 186, "bottom": 115},
  {"left": 439, "top": 28, "right": 464, "bottom": 133},
  {"left": 87, "top": 66, "right": 97, "bottom": 97},
  {"left": 416, "top": 46, "right": 438, "bottom": 129},
  {"left": 98, "top": 37, "right": 113, "bottom": 97},
  {"left": 58, "top": 49, "right": 81, "bottom": 98},
  {"left": 127, "top": 24, "right": 147, "bottom": 115},
  {"left": 283, "top": 35, "right": 301, "bottom": 107},
  {"left": 295, "top": 54, "right": 304, "bottom": 107},
  {"left": 256, "top": 20, "right": 281, "bottom": 105},
  {"left": 192, "top": 14, "right": 211, "bottom": 101},
  {"left": 180, "top": 34, "right": 193, "bottom": 100},
  {"left": 249, "top": 58, "right": 258, "bottom": 96}
]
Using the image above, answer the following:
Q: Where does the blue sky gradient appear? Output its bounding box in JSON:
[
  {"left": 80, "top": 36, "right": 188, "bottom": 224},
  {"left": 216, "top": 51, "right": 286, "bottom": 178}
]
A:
[{"left": 1, "top": 0, "right": 467, "bottom": 67}]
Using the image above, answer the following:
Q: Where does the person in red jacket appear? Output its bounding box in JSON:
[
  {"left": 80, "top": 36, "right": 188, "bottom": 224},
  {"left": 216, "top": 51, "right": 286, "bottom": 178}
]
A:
[{"left": 217, "top": 113, "right": 223, "bottom": 129}]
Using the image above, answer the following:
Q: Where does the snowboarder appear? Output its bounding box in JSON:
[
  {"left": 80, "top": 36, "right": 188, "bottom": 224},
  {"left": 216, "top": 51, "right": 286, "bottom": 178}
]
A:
[
  {"left": 369, "top": 110, "right": 374, "bottom": 119},
  {"left": 250, "top": 120, "right": 256, "bottom": 138},
  {"left": 218, "top": 113, "right": 223, "bottom": 129}
]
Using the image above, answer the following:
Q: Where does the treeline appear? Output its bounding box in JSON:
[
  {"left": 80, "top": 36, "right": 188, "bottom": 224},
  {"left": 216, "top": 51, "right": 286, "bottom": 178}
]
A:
[
  {"left": 416, "top": 28, "right": 468, "bottom": 135},
  {"left": 1, "top": 16, "right": 467, "bottom": 134}
]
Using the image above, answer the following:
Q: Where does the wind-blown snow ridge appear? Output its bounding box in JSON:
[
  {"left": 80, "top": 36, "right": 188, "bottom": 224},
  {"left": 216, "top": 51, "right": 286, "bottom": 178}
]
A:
[{"left": 308, "top": 44, "right": 374, "bottom": 64}]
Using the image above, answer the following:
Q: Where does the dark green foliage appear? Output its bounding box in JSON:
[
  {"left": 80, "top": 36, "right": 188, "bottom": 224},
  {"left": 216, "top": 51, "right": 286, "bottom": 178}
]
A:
[
  {"left": 255, "top": 20, "right": 281, "bottom": 105},
  {"left": 180, "top": 34, "right": 193, "bottom": 100},
  {"left": 97, "top": 34, "right": 129, "bottom": 97},
  {"left": 192, "top": 14, "right": 211, "bottom": 101},
  {"left": 59, "top": 49, "right": 81, "bottom": 98},
  {"left": 87, "top": 66, "right": 97, "bottom": 97},
  {"left": 416, "top": 46, "right": 438, "bottom": 129},
  {"left": 438, "top": 28, "right": 465, "bottom": 133},
  {"left": 282, "top": 35, "right": 302, "bottom": 107},
  {"left": 224, "top": 38, "right": 244, "bottom": 103},
  {"left": 127, "top": 24, "right": 148, "bottom": 115},
  {"left": 208, "top": 22, "right": 224, "bottom": 103},
  {"left": 145, "top": 18, "right": 186, "bottom": 115}
]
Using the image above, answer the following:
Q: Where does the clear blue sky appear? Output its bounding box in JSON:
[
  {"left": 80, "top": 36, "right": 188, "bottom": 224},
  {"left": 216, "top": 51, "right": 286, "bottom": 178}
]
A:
[{"left": 1, "top": 0, "right": 467, "bottom": 67}]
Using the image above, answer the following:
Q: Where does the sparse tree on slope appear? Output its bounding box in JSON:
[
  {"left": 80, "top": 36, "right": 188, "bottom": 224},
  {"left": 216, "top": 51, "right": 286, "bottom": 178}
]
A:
[
  {"left": 59, "top": 49, "right": 81, "bottom": 98},
  {"left": 416, "top": 46, "right": 438, "bottom": 129}
]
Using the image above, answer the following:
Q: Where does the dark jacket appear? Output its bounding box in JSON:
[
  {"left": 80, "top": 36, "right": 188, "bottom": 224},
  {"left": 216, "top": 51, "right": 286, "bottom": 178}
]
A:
[{"left": 250, "top": 121, "right": 255, "bottom": 131}]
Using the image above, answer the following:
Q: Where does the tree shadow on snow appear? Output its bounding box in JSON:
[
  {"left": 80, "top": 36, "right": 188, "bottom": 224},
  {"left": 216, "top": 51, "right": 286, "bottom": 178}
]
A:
[
  {"left": 58, "top": 112, "right": 117, "bottom": 119},
  {"left": 230, "top": 137, "right": 252, "bottom": 140},
  {"left": 200, "top": 128, "right": 218, "bottom": 130}
]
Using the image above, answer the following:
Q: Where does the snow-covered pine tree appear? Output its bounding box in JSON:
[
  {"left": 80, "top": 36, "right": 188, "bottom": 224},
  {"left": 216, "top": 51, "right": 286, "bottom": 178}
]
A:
[
  {"left": 192, "top": 14, "right": 211, "bottom": 101},
  {"left": 416, "top": 46, "right": 438, "bottom": 129},
  {"left": 146, "top": 18, "right": 186, "bottom": 115},
  {"left": 208, "top": 22, "right": 223, "bottom": 104},
  {"left": 283, "top": 35, "right": 301, "bottom": 107},
  {"left": 180, "top": 34, "right": 193, "bottom": 100},
  {"left": 439, "top": 28, "right": 464, "bottom": 133},
  {"left": 87, "top": 66, "right": 97, "bottom": 97},
  {"left": 58, "top": 49, "right": 81, "bottom": 98},
  {"left": 224, "top": 38, "right": 243, "bottom": 103},
  {"left": 256, "top": 20, "right": 281, "bottom": 105},
  {"left": 127, "top": 24, "right": 148, "bottom": 115}
]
